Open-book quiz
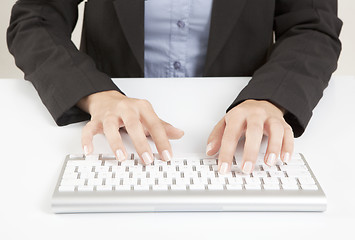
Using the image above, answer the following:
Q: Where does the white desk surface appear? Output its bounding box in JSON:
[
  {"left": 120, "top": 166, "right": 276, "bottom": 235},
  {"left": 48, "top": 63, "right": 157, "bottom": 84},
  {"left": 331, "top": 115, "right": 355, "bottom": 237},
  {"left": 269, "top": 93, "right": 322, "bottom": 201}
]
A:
[{"left": 0, "top": 76, "right": 354, "bottom": 239}]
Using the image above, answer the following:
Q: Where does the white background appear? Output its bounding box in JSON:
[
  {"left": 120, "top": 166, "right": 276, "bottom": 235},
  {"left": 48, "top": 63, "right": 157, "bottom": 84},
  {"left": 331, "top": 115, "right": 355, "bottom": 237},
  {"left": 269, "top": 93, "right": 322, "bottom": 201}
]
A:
[
  {"left": 0, "top": 1, "right": 354, "bottom": 239},
  {"left": 0, "top": 0, "right": 355, "bottom": 77},
  {"left": 0, "top": 77, "right": 354, "bottom": 239}
]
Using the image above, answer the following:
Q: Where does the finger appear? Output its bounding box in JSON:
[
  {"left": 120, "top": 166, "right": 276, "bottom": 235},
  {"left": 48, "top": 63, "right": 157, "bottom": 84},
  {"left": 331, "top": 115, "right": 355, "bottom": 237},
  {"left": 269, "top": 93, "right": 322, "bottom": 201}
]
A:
[
  {"left": 121, "top": 111, "right": 154, "bottom": 165},
  {"left": 281, "top": 125, "right": 294, "bottom": 163},
  {"left": 143, "top": 126, "right": 150, "bottom": 137},
  {"left": 263, "top": 118, "right": 284, "bottom": 166},
  {"left": 102, "top": 115, "right": 128, "bottom": 162},
  {"left": 140, "top": 111, "right": 172, "bottom": 162},
  {"left": 241, "top": 118, "right": 264, "bottom": 174},
  {"left": 206, "top": 118, "right": 226, "bottom": 156},
  {"left": 217, "top": 118, "right": 245, "bottom": 174},
  {"left": 81, "top": 120, "right": 102, "bottom": 155},
  {"left": 161, "top": 120, "right": 184, "bottom": 139}
]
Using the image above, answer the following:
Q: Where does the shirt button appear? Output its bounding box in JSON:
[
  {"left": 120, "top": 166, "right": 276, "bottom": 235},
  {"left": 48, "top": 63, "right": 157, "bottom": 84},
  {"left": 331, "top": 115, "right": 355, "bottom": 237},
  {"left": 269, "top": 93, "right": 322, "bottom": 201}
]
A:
[
  {"left": 177, "top": 20, "right": 185, "bottom": 28},
  {"left": 173, "top": 61, "right": 181, "bottom": 70}
]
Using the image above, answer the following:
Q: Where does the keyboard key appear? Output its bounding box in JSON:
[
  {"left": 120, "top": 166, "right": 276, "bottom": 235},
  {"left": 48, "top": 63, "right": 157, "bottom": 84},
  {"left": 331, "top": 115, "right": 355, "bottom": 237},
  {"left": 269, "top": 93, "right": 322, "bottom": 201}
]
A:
[
  {"left": 263, "top": 184, "right": 280, "bottom": 190},
  {"left": 301, "top": 185, "right": 318, "bottom": 190},
  {"left": 207, "top": 185, "right": 224, "bottom": 190},
  {"left": 104, "top": 160, "right": 119, "bottom": 166},
  {"left": 282, "top": 184, "right": 299, "bottom": 190},
  {"left": 97, "top": 172, "right": 113, "bottom": 179},
  {"left": 78, "top": 186, "right": 94, "bottom": 192},
  {"left": 69, "top": 154, "right": 84, "bottom": 159},
  {"left": 252, "top": 171, "right": 268, "bottom": 178},
  {"left": 189, "top": 184, "right": 206, "bottom": 190},
  {"left": 95, "top": 166, "right": 110, "bottom": 172},
  {"left": 133, "top": 185, "right": 150, "bottom": 191},
  {"left": 79, "top": 172, "right": 95, "bottom": 179},
  {"left": 244, "top": 184, "right": 261, "bottom": 190},
  {"left": 62, "top": 172, "right": 78, "bottom": 179},
  {"left": 120, "top": 160, "right": 135, "bottom": 166},
  {"left": 203, "top": 159, "right": 217, "bottom": 165},
  {"left": 101, "top": 154, "right": 116, "bottom": 160},
  {"left": 286, "top": 159, "right": 305, "bottom": 165},
  {"left": 279, "top": 165, "right": 308, "bottom": 171},
  {"left": 298, "top": 177, "right": 316, "bottom": 185},
  {"left": 268, "top": 171, "right": 285, "bottom": 178},
  {"left": 60, "top": 179, "right": 85, "bottom": 186},
  {"left": 170, "top": 185, "right": 187, "bottom": 191},
  {"left": 262, "top": 177, "right": 279, "bottom": 185},
  {"left": 105, "top": 178, "right": 120, "bottom": 186},
  {"left": 63, "top": 166, "right": 76, "bottom": 173},
  {"left": 210, "top": 178, "right": 226, "bottom": 185},
  {"left": 286, "top": 170, "right": 311, "bottom": 177},
  {"left": 227, "top": 177, "right": 243, "bottom": 185},
  {"left": 152, "top": 185, "right": 169, "bottom": 191},
  {"left": 66, "top": 160, "right": 84, "bottom": 166},
  {"left": 85, "top": 154, "right": 99, "bottom": 161},
  {"left": 58, "top": 186, "right": 75, "bottom": 192},
  {"left": 154, "top": 160, "right": 168, "bottom": 166},
  {"left": 193, "top": 177, "right": 208, "bottom": 185},
  {"left": 87, "top": 179, "right": 103, "bottom": 186},
  {"left": 96, "top": 185, "right": 113, "bottom": 191},
  {"left": 78, "top": 166, "right": 94, "bottom": 173},
  {"left": 226, "top": 184, "right": 243, "bottom": 190},
  {"left": 115, "top": 185, "right": 131, "bottom": 191},
  {"left": 122, "top": 178, "right": 137, "bottom": 185},
  {"left": 245, "top": 178, "right": 261, "bottom": 185},
  {"left": 280, "top": 178, "right": 298, "bottom": 185}
]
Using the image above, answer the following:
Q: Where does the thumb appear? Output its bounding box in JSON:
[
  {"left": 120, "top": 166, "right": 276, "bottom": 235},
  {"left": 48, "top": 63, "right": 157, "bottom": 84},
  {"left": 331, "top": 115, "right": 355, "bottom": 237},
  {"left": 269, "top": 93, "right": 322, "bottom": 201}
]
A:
[{"left": 161, "top": 120, "right": 184, "bottom": 139}]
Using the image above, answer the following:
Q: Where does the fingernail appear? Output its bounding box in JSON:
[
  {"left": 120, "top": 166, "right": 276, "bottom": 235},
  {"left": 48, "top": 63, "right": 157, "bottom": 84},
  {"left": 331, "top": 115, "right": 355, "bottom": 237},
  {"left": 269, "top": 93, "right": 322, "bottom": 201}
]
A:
[
  {"left": 142, "top": 152, "right": 153, "bottom": 165},
  {"left": 84, "top": 145, "right": 89, "bottom": 155},
  {"left": 162, "top": 150, "right": 172, "bottom": 162},
  {"left": 267, "top": 153, "right": 276, "bottom": 166},
  {"left": 116, "top": 149, "right": 125, "bottom": 162},
  {"left": 206, "top": 142, "right": 213, "bottom": 155},
  {"left": 177, "top": 128, "right": 184, "bottom": 133},
  {"left": 283, "top": 152, "right": 290, "bottom": 163},
  {"left": 242, "top": 161, "right": 253, "bottom": 174},
  {"left": 219, "top": 162, "right": 229, "bottom": 174}
]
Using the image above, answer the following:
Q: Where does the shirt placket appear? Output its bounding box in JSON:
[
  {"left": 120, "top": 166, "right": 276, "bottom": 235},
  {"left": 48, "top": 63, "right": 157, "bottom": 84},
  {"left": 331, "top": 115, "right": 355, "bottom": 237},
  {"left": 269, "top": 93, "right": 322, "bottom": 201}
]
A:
[{"left": 169, "top": 0, "right": 190, "bottom": 78}]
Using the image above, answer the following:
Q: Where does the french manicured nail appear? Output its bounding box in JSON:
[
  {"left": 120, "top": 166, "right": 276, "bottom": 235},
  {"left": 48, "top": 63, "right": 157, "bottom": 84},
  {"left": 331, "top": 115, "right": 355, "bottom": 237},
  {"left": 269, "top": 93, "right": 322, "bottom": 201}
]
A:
[
  {"left": 142, "top": 152, "right": 153, "bottom": 165},
  {"left": 267, "top": 153, "right": 276, "bottom": 166},
  {"left": 206, "top": 142, "right": 213, "bottom": 155},
  {"left": 177, "top": 128, "right": 184, "bottom": 133},
  {"left": 219, "top": 162, "right": 229, "bottom": 174},
  {"left": 84, "top": 145, "right": 89, "bottom": 155},
  {"left": 116, "top": 149, "right": 126, "bottom": 162},
  {"left": 162, "top": 150, "right": 172, "bottom": 162},
  {"left": 242, "top": 161, "right": 253, "bottom": 174},
  {"left": 283, "top": 152, "right": 290, "bottom": 163}
]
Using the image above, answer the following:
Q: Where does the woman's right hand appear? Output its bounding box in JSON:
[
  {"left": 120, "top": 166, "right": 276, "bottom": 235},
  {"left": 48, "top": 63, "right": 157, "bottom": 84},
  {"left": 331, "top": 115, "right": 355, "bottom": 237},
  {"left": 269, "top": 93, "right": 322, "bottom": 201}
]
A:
[{"left": 77, "top": 90, "right": 184, "bottom": 164}]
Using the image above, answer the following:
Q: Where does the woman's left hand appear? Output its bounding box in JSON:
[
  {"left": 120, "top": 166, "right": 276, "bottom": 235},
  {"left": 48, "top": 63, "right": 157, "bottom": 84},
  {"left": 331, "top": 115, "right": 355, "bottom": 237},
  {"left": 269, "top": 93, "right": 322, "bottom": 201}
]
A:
[{"left": 206, "top": 99, "right": 294, "bottom": 174}]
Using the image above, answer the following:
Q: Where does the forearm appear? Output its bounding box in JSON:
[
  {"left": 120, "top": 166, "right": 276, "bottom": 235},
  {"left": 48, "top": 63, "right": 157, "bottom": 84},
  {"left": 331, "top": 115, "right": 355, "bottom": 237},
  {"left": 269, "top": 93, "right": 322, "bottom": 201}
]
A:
[
  {"left": 227, "top": 0, "right": 342, "bottom": 137},
  {"left": 7, "top": 0, "right": 123, "bottom": 126}
]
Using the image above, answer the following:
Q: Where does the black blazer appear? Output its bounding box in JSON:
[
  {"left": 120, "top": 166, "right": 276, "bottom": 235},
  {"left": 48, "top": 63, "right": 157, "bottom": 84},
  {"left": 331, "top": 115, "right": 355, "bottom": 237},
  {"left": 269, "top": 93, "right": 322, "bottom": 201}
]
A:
[{"left": 7, "top": 0, "right": 342, "bottom": 137}]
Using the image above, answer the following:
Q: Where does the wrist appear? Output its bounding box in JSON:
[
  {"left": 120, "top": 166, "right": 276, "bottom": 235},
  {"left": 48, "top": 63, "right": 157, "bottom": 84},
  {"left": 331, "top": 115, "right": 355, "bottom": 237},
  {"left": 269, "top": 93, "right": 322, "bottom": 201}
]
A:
[{"left": 77, "top": 90, "right": 126, "bottom": 114}]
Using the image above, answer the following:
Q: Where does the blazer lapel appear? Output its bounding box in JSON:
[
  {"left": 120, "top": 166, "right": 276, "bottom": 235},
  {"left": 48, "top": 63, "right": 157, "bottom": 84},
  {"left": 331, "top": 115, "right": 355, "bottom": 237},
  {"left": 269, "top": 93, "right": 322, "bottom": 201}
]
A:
[
  {"left": 113, "top": 0, "right": 144, "bottom": 73},
  {"left": 203, "top": 0, "right": 247, "bottom": 75}
]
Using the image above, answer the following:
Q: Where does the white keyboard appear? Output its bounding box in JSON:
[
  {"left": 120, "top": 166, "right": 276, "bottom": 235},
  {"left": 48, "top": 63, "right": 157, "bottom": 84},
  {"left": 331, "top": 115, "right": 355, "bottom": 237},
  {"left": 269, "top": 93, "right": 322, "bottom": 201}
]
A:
[{"left": 52, "top": 153, "right": 326, "bottom": 213}]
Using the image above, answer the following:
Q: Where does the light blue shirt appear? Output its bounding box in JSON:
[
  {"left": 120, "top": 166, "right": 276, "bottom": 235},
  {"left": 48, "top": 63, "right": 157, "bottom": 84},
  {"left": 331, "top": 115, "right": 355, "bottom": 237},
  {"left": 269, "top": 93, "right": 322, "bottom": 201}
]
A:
[{"left": 144, "top": 0, "right": 213, "bottom": 78}]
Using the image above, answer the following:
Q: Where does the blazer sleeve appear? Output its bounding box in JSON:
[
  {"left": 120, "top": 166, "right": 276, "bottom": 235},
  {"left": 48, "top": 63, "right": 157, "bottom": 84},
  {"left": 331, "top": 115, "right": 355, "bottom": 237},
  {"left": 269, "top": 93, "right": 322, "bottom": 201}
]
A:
[
  {"left": 226, "top": 0, "right": 342, "bottom": 137},
  {"left": 7, "top": 0, "right": 125, "bottom": 126}
]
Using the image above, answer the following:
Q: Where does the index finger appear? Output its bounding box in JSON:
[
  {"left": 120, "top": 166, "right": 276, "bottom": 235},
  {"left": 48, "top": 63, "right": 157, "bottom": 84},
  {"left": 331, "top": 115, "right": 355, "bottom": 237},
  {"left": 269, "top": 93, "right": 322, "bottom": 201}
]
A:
[{"left": 241, "top": 119, "right": 264, "bottom": 174}]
